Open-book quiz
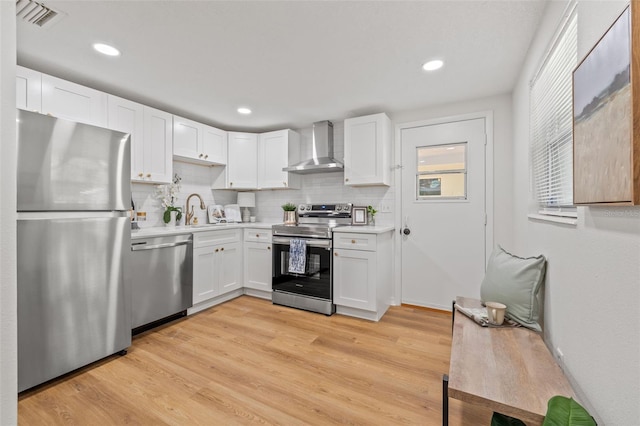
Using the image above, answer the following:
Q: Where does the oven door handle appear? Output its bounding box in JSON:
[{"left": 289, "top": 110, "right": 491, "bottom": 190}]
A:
[{"left": 272, "top": 236, "right": 332, "bottom": 249}]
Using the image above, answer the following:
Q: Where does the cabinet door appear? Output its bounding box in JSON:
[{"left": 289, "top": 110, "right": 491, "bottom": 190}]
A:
[
  {"left": 219, "top": 242, "right": 242, "bottom": 293},
  {"left": 202, "top": 125, "right": 227, "bottom": 165},
  {"left": 41, "top": 74, "right": 108, "bottom": 127},
  {"left": 193, "top": 246, "right": 217, "bottom": 304},
  {"left": 344, "top": 113, "right": 390, "bottom": 186},
  {"left": 258, "top": 130, "right": 289, "bottom": 189},
  {"left": 173, "top": 115, "right": 202, "bottom": 160},
  {"left": 16, "top": 66, "right": 41, "bottom": 112},
  {"left": 143, "top": 107, "right": 173, "bottom": 184},
  {"left": 108, "top": 96, "right": 144, "bottom": 181},
  {"left": 227, "top": 132, "right": 258, "bottom": 189},
  {"left": 333, "top": 249, "right": 376, "bottom": 311},
  {"left": 244, "top": 242, "right": 272, "bottom": 292}
]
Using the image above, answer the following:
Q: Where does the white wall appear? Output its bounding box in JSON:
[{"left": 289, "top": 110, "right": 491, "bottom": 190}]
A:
[
  {"left": 512, "top": 1, "right": 640, "bottom": 424},
  {"left": 0, "top": 1, "right": 17, "bottom": 424}
]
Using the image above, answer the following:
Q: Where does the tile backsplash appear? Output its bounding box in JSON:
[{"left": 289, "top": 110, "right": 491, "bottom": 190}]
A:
[{"left": 132, "top": 122, "right": 394, "bottom": 227}]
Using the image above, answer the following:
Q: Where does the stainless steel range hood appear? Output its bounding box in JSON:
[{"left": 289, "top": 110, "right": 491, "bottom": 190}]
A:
[{"left": 283, "top": 120, "right": 344, "bottom": 174}]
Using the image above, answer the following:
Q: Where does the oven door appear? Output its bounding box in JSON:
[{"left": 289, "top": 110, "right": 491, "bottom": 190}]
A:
[{"left": 272, "top": 236, "right": 332, "bottom": 300}]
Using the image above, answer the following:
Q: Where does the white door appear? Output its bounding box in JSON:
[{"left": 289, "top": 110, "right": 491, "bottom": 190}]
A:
[{"left": 400, "top": 117, "right": 488, "bottom": 309}]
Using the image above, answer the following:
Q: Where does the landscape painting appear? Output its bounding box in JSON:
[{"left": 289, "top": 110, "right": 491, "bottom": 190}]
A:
[{"left": 573, "top": 6, "right": 632, "bottom": 204}]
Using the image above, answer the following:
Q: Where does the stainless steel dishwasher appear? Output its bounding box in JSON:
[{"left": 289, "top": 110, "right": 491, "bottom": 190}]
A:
[{"left": 130, "top": 234, "right": 193, "bottom": 330}]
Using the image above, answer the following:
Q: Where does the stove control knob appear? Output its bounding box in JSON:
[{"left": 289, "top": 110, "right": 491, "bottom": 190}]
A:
[
  {"left": 336, "top": 206, "right": 342, "bottom": 211},
  {"left": 299, "top": 205, "right": 305, "bottom": 211},
  {"left": 306, "top": 205, "right": 311, "bottom": 211}
]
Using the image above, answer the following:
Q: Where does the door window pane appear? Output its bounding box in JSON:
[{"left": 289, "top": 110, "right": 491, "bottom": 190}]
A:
[{"left": 416, "top": 143, "right": 467, "bottom": 199}]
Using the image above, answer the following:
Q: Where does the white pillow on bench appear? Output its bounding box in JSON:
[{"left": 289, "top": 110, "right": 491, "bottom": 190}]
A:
[{"left": 480, "top": 245, "right": 547, "bottom": 331}]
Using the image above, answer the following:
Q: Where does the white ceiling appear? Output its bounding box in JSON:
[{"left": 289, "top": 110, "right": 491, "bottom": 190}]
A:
[{"left": 17, "top": 0, "right": 546, "bottom": 132}]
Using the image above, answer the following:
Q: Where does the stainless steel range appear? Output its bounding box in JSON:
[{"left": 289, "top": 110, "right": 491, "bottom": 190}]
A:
[{"left": 272, "top": 203, "right": 352, "bottom": 315}]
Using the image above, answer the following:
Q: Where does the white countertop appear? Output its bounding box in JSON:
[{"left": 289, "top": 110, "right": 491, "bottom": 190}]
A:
[
  {"left": 332, "top": 225, "right": 395, "bottom": 234},
  {"left": 131, "top": 222, "right": 395, "bottom": 239},
  {"left": 131, "top": 222, "right": 277, "bottom": 240}
]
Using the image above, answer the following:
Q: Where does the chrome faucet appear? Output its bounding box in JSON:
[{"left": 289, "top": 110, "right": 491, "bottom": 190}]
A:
[{"left": 185, "top": 193, "right": 206, "bottom": 225}]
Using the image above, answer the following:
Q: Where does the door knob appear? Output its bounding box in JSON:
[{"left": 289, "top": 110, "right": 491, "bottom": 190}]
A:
[{"left": 402, "top": 227, "right": 411, "bottom": 235}]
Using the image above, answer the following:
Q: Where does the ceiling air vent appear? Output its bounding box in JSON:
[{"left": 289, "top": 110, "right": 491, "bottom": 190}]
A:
[{"left": 16, "top": 0, "right": 65, "bottom": 28}]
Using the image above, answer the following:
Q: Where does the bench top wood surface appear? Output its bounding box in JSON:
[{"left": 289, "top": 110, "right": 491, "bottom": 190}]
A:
[{"left": 448, "top": 297, "right": 575, "bottom": 426}]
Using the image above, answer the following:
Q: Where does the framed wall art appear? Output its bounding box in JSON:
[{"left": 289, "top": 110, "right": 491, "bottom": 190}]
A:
[{"left": 573, "top": 4, "right": 640, "bottom": 205}]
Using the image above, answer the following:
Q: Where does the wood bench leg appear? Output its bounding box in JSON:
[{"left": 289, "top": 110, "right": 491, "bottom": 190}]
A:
[
  {"left": 442, "top": 374, "right": 449, "bottom": 426},
  {"left": 451, "top": 299, "right": 456, "bottom": 334}
]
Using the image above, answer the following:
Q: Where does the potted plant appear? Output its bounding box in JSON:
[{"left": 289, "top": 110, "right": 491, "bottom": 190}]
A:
[
  {"left": 367, "top": 205, "right": 378, "bottom": 225},
  {"left": 282, "top": 202, "right": 297, "bottom": 225},
  {"left": 155, "top": 174, "right": 183, "bottom": 226}
]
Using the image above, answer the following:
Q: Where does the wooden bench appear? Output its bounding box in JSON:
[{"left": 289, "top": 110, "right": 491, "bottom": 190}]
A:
[{"left": 442, "top": 297, "right": 575, "bottom": 426}]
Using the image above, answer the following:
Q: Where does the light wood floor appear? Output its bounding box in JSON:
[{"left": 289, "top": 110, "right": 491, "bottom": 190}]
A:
[{"left": 18, "top": 296, "right": 491, "bottom": 425}]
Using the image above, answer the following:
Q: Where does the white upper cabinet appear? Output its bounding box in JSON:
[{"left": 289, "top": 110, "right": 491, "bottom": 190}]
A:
[
  {"left": 107, "top": 96, "right": 172, "bottom": 184},
  {"left": 173, "top": 115, "right": 226, "bottom": 165},
  {"left": 258, "top": 130, "right": 300, "bottom": 189},
  {"left": 344, "top": 112, "right": 391, "bottom": 186},
  {"left": 142, "top": 107, "right": 173, "bottom": 184},
  {"left": 202, "top": 125, "right": 227, "bottom": 165},
  {"left": 213, "top": 132, "right": 258, "bottom": 189},
  {"left": 107, "top": 95, "right": 145, "bottom": 181},
  {"left": 41, "top": 74, "right": 108, "bottom": 128},
  {"left": 16, "top": 66, "right": 42, "bottom": 112}
]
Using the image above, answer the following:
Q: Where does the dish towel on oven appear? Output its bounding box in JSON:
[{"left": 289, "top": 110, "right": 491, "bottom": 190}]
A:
[{"left": 288, "top": 238, "right": 307, "bottom": 274}]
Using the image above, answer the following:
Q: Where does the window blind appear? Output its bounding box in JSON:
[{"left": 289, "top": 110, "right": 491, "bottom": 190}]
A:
[{"left": 530, "top": 12, "right": 577, "bottom": 208}]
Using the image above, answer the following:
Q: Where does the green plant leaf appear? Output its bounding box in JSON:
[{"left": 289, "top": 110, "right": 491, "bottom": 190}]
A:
[
  {"left": 282, "top": 202, "right": 297, "bottom": 211},
  {"left": 491, "top": 412, "right": 527, "bottom": 426},
  {"left": 542, "top": 396, "right": 596, "bottom": 426}
]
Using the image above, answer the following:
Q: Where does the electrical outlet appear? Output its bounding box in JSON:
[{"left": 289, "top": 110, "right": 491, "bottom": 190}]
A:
[
  {"left": 556, "top": 347, "right": 565, "bottom": 370},
  {"left": 378, "top": 202, "right": 392, "bottom": 213}
]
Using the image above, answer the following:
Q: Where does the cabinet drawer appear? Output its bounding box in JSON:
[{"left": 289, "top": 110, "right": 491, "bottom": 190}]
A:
[
  {"left": 333, "top": 233, "right": 376, "bottom": 251},
  {"left": 194, "top": 229, "right": 240, "bottom": 248},
  {"left": 244, "top": 228, "right": 272, "bottom": 243}
]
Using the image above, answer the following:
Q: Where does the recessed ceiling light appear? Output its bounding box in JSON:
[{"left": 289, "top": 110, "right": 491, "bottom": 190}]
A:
[
  {"left": 446, "top": 147, "right": 456, "bottom": 150},
  {"left": 237, "top": 107, "right": 252, "bottom": 115},
  {"left": 93, "top": 43, "right": 120, "bottom": 56},
  {"left": 422, "top": 59, "right": 444, "bottom": 71}
]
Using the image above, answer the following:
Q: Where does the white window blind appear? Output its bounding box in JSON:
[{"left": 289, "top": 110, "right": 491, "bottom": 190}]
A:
[{"left": 530, "top": 11, "right": 577, "bottom": 209}]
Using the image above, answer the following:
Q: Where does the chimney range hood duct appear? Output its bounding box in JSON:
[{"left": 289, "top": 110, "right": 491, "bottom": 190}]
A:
[{"left": 283, "top": 120, "right": 343, "bottom": 174}]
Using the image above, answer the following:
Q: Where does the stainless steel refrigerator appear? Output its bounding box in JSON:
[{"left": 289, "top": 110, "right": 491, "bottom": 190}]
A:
[{"left": 16, "top": 109, "right": 131, "bottom": 392}]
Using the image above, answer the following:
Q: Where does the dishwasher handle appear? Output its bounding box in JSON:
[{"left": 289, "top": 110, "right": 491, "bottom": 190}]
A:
[{"left": 131, "top": 241, "right": 190, "bottom": 251}]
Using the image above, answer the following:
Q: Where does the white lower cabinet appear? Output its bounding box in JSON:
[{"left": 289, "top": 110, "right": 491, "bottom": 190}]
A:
[
  {"left": 243, "top": 229, "right": 272, "bottom": 298},
  {"left": 191, "top": 230, "right": 242, "bottom": 311},
  {"left": 333, "top": 230, "right": 393, "bottom": 321}
]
